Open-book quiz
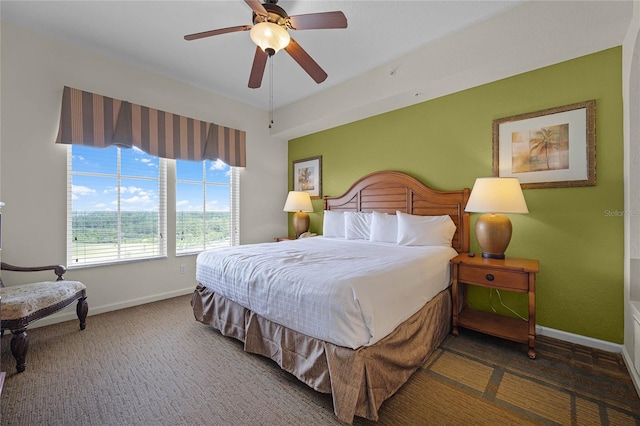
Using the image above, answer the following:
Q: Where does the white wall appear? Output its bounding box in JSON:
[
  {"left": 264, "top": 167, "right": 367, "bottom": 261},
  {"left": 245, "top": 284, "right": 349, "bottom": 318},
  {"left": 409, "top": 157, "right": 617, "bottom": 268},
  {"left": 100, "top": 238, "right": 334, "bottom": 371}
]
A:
[
  {"left": 623, "top": 0, "right": 640, "bottom": 394},
  {"left": 0, "top": 22, "right": 288, "bottom": 324},
  {"left": 271, "top": 0, "right": 632, "bottom": 140}
]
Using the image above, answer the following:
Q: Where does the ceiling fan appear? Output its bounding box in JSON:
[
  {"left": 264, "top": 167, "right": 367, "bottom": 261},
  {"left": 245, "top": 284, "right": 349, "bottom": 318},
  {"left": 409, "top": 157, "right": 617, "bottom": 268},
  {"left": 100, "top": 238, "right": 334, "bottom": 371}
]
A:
[{"left": 184, "top": 0, "right": 347, "bottom": 89}]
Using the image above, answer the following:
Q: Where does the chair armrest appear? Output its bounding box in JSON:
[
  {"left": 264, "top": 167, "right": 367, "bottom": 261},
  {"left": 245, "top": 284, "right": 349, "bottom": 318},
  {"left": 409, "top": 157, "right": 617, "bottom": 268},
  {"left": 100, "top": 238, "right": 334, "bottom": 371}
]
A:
[{"left": 0, "top": 262, "right": 66, "bottom": 281}]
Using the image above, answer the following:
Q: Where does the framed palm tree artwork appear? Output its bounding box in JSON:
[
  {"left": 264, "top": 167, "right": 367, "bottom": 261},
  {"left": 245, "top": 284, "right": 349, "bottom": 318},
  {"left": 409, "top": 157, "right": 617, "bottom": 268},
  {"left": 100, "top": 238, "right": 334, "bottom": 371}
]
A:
[
  {"left": 293, "top": 156, "right": 322, "bottom": 199},
  {"left": 492, "top": 100, "right": 595, "bottom": 189}
]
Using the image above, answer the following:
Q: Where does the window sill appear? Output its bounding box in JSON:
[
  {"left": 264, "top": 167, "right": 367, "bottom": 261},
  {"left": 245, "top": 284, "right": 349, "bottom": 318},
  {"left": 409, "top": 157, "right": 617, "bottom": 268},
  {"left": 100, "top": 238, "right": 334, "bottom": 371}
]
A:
[{"left": 67, "top": 255, "right": 168, "bottom": 270}]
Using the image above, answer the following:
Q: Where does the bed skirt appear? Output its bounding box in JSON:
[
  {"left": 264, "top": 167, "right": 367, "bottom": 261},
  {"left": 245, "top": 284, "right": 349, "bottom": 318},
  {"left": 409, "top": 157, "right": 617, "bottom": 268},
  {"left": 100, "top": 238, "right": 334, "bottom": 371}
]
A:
[{"left": 192, "top": 284, "right": 452, "bottom": 424}]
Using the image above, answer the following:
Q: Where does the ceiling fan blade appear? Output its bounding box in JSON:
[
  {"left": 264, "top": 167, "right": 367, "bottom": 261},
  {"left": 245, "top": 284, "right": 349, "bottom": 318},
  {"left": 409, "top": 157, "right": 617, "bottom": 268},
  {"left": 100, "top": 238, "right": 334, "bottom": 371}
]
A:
[
  {"left": 288, "top": 11, "right": 347, "bottom": 30},
  {"left": 184, "top": 25, "right": 251, "bottom": 41},
  {"left": 284, "top": 38, "right": 327, "bottom": 84},
  {"left": 244, "top": 0, "right": 268, "bottom": 18},
  {"left": 248, "top": 47, "right": 268, "bottom": 89}
]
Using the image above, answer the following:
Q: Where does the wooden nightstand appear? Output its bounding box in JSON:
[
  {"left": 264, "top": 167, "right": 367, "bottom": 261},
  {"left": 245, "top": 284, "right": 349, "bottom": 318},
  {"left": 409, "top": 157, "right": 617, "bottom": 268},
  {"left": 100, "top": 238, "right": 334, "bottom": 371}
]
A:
[
  {"left": 451, "top": 253, "right": 540, "bottom": 359},
  {"left": 274, "top": 236, "right": 296, "bottom": 242}
]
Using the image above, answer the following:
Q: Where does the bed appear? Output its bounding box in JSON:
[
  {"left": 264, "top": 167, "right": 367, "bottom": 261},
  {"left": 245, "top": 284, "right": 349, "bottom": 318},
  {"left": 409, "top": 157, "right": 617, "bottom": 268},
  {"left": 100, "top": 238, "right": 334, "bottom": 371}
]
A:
[{"left": 192, "top": 170, "right": 470, "bottom": 423}]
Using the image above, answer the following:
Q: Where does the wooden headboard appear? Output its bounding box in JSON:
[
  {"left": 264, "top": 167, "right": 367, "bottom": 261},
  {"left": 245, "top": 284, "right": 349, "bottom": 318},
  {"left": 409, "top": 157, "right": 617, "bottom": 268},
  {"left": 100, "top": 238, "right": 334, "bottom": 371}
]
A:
[{"left": 323, "top": 171, "right": 471, "bottom": 253}]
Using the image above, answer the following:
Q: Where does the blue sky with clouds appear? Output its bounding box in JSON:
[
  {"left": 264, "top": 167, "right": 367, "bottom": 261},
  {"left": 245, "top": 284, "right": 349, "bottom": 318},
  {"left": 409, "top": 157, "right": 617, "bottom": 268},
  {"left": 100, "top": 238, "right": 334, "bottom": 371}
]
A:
[
  {"left": 71, "top": 146, "right": 230, "bottom": 212},
  {"left": 176, "top": 158, "right": 230, "bottom": 212}
]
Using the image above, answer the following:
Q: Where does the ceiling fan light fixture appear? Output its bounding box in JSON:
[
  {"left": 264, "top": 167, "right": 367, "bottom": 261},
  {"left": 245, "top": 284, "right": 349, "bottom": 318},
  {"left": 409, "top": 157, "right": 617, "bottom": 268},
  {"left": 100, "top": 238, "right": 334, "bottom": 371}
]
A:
[{"left": 250, "top": 22, "right": 290, "bottom": 55}]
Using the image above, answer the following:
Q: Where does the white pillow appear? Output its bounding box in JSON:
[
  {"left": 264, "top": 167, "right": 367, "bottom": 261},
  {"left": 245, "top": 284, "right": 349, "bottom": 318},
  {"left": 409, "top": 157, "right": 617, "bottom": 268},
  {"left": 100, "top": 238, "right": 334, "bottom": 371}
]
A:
[
  {"left": 344, "top": 212, "right": 372, "bottom": 240},
  {"left": 323, "top": 210, "right": 345, "bottom": 238},
  {"left": 396, "top": 211, "right": 456, "bottom": 246},
  {"left": 369, "top": 211, "right": 398, "bottom": 243}
]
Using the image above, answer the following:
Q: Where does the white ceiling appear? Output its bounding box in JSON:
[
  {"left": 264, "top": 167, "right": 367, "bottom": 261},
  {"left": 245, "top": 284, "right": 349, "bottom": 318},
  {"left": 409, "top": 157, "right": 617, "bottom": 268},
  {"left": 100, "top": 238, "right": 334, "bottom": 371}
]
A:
[{"left": 0, "top": 0, "right": 523, "bottom": 111}]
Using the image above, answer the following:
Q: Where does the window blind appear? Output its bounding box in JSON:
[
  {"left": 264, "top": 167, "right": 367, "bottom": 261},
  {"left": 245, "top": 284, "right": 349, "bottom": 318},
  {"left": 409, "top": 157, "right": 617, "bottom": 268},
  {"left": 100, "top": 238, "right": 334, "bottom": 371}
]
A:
[
  {"left": 176, "top": 160, "right": 239, "bottom": 254},
  {"left": 230, "top": 166, "right": 240, "bottom": 246},
  {"left": 67, "top": 145, "right": 167, "bottom": 267}
]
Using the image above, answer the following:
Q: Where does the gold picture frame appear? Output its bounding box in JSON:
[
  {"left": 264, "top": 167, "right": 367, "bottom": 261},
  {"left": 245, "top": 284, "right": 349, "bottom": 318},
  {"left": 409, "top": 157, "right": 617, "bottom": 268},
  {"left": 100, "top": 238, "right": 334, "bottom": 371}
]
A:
[
  {"left": 492, "top": 100, "right": 596, "bottom": 189},
  {"left": 292, "top": 156, "right": 322, "bottom": 199}
]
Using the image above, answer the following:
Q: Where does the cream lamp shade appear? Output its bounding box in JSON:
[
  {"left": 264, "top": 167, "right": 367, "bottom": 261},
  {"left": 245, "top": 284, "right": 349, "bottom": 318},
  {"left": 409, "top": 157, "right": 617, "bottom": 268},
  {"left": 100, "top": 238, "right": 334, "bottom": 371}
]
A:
[
  {"left": 465, "top": 177, "right": 528, "bottom": 259},
  {"left": 250, "top": 22, "right": 290, "bottom": 56},
  {"left": 283, "top": 191, "right": 313, "bottom": 238}
]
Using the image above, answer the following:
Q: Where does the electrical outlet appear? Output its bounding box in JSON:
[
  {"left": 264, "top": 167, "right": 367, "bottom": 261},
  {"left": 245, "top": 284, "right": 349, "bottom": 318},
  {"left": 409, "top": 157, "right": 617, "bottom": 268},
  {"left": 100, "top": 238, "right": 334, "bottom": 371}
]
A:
[{"left": 180, "top": 264, "right": 186, "bottom": 274}]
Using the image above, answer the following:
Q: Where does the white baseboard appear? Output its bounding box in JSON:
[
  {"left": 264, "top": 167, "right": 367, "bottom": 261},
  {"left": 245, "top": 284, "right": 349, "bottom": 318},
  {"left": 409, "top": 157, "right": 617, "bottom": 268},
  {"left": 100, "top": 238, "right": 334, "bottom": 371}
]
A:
[
  {"left": 537, "top": 325, "right": 640, "bottom": 399},
  {"left": 28, "top": 287, "right": 195, "bottom": 329},
  {"left": 19, "top": 300, "right": 640, "bottom": 401},
  {"left": 535, "top": 325, "right": 623, "bottom": 353},
  {"left": 622, "top": 347, "right": 640, "bottom": 397}
]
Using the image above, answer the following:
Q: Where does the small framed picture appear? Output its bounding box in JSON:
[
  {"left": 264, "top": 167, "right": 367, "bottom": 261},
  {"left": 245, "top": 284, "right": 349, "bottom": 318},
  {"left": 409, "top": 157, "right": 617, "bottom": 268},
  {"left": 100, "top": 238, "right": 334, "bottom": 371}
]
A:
[
  {"left": 293, "top": 156, "right": 322, "bottom": 199},
  {"left": 493, "top": 100, "right": 596, "bottom": 189}
]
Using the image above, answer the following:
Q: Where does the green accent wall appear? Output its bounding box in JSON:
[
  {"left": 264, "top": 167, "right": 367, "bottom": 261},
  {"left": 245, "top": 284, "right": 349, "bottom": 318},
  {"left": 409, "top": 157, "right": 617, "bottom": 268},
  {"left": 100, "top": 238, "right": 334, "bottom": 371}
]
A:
[{"left": 289, "top": 47, "right": 623, "bottom": 344}]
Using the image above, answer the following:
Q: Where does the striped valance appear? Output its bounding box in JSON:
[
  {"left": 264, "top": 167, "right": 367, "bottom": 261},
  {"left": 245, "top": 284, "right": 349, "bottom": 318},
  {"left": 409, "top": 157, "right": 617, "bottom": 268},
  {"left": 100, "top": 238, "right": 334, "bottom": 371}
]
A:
[{"left": 55, "top": 86, "right": 246, "bottom": 167}]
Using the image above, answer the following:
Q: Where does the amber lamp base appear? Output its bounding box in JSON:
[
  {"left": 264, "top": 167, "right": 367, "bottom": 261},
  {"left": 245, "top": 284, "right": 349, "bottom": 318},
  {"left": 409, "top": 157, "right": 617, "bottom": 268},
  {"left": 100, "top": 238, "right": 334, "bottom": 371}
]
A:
[
  {"left": 475, "top": 213, "right": 512, "bottom": 259},
  {"left": 292, "top": 211, "right": 310, "bottom": 238}
]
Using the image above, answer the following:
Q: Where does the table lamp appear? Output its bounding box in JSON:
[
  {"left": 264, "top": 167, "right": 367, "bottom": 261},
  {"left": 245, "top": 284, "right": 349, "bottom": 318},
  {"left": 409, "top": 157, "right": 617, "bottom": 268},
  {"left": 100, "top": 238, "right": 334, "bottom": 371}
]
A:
[
  {"left": 283, "top": 191, "right": 314, "bottom": 238},
  {"left": 465, "top": 177, "right": 528, "bottom": 259}
]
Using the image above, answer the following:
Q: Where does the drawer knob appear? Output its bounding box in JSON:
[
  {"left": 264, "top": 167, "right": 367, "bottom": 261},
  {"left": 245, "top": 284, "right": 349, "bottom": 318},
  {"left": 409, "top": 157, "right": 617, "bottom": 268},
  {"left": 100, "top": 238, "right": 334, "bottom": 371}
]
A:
[{"left": 485, "top": 274, "right": 495, "bottom": 281}]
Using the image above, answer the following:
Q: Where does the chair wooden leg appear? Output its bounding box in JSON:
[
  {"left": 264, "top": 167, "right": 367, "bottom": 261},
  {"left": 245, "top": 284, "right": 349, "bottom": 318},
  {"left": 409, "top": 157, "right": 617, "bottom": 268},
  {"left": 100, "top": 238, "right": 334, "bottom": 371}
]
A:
[
  {"left": 10, "top": 328, "right": 29, "bottom": 373},
  {"left": 77, "top": 297, "right": 88, "bottom": 330}
]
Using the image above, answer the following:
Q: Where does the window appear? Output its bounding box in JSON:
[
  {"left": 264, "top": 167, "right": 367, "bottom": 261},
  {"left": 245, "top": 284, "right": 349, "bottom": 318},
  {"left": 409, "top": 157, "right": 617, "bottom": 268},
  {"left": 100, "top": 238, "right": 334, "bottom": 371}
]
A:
[
  {"left": 68, "top": 145, "right": 167, "bottom": 266},
  {"left": 176, "top": 159, "right": 239, "bottom": 254}
]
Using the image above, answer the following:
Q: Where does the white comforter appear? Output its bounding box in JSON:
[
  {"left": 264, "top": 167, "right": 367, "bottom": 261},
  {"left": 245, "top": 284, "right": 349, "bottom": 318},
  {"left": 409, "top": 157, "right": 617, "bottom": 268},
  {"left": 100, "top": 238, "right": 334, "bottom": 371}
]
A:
[{"left": 196, "top": 237, "right": 457, "bottom": 349}]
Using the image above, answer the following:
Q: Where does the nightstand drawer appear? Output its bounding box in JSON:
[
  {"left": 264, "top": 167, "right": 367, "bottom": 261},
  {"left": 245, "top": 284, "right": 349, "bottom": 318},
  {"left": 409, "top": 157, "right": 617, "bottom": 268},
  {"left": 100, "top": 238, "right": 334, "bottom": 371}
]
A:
[{"left": 458, "top": 265, "right": 529, "bottom": 291}]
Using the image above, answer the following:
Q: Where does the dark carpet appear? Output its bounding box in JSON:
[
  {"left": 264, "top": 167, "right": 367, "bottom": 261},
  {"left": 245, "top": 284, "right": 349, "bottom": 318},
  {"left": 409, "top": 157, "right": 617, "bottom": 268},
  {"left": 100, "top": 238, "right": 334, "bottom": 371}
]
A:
[{"left": 1, "top": 295, "right": 638, "bottom": 425}]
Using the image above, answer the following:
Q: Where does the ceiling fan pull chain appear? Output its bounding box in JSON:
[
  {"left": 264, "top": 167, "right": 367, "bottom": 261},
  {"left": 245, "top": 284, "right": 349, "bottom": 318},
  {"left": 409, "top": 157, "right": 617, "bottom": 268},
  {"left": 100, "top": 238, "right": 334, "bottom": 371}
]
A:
[{"left": 269, "top": 56, "right": 274, "bottom": 129}]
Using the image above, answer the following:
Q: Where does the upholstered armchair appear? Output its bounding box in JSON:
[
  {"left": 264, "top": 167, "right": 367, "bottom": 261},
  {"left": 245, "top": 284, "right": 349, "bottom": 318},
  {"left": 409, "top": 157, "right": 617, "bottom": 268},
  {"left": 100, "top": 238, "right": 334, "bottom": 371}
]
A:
[{"left": 0, "top": 262, "right": 87, "bottom": 373}]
